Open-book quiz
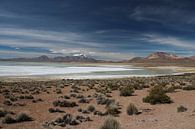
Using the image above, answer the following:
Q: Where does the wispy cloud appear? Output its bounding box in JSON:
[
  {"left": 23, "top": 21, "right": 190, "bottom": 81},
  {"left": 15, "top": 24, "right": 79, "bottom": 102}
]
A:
[
  {"left": 0, "top": 10, "right": 20, "bottom": 18},
  {"left": 0, "top": 49, "right": 63, "bottom": 58},
  {"left": 0, "top": 27, "right": 100, "bottom": 47},
  {"left": 0, "top": 39, "right": 59, "bottom": 48},
  {"left": 0, "top": 26, "right": 194, "bottom": 60},
  {"left": 142, "top": 34, "right": 195, "bottom": 50},
  {"left": 130, "top": 5, "right": 195, "bottom": 27},
  {"left": 0, "top": 27, "right": 136, "bottom": 60},
  {"left": 0, "top": 27, "right": 92, "bottom": 56}
]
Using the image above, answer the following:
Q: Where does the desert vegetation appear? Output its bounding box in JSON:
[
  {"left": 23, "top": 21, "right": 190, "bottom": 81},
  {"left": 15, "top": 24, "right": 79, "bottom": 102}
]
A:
[
  {"left": 100, "top": 117, "right": 121, "bottom": 129},
  {"left": 0, "top": 73, "right": 195, "bottom": 129},
  {"left": 120, "top": 86, "right": 134, "bottom": 96},
  {"left": 177, "top": 105, "right": 188, "bottom": 112},
  {"left": 2, "top": 113, "right": 33, "bottom": 124},
  {"left": 143, "top": 86, "right": 172, "bottom": 104},
  {"left": 126, "top": 103, "right": 139, "bottom": 115}
]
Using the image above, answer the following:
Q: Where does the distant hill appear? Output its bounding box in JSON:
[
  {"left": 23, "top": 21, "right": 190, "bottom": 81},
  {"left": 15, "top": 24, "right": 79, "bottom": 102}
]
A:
[
  {"left": 190, "top": 56, "right": 195, "bottom": 60},
  {"left": 127, "top": 52, "right": 195, "bottom": 66},
  {"left": 0, "top": 55, "right": 98, "bottom": 63},
  {"left": 146, "top": 52, "right": 180, "bottom": 60}
]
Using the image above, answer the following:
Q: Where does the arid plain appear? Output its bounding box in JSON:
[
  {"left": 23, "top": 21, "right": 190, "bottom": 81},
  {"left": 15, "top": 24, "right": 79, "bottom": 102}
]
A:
[{"left": 0, "top": 73, "right": 195, "bottom": 129}]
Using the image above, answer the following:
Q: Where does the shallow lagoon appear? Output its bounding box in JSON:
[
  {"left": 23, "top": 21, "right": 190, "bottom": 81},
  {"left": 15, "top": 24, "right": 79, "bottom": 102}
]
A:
[{"left": 0, "top": 61, "right": 178, "bottom": 79}]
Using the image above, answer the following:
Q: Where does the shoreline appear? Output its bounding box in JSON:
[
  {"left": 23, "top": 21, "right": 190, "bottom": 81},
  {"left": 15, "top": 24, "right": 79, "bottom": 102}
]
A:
[{"left": 0, "top": 71, "right": 194, "bottom": 82}]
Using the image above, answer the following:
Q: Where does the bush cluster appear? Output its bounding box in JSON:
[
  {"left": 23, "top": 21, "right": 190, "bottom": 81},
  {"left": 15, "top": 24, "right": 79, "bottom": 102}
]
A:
[
  {"left": 120, "top": 86, "right": 134, "bottom": 96},
  {"left": 143, "top": 86, "right": 172, "bottom": 104},
  {"left": 50, "top": 113, "right": 91, "bottom": 127},
  {"left": 2, "top": 113, "right": 33, "bottom": 124},
  {"left": 107, "top": 83, "right": 118, "bottom": 91},
  {"left": 53, "top": 100, "right": 78, "bottom": 107}
]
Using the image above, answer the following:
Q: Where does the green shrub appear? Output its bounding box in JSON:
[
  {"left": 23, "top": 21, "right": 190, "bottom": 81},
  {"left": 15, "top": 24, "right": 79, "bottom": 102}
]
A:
[
  {"left": 107, "top": 83, "right": 118, "bottom": 91},
  {"left": 177, "top": 105, "right": 187, "bottom": 112},
  {"left": 127, "top": 103, "right": 138, "bottom": 115},
  {"left": 120, "top": 86, "right": 134, "bottom": 96},
  {"left": 143, "top": 86, "right": 172, "bottom": 105},
  {"left": 2, "top": 115, "right": 16, "bottom": 124},
  {"left": 100, "top": 117, "right": 121, "bottom": 129},
  {"left": 87, "top": 105, "right": 96, "bottom": 112},
  {"left": 16, "top": 113, "right": 33, "bottom": 122}
]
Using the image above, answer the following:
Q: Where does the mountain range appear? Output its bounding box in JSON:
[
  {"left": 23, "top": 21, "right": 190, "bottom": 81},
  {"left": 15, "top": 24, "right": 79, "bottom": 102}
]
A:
[
  {"left": 126, "top": 52, "right": 195, "bottom": 66},
  {"left": 0, "top": 52, "right": 195, "bottom": 66},
  {"left": 128, "top": 52, "right": 195, "bottom": 61},
  {"left": 0, "top": 55, "right": 98, "bottom": 63}
]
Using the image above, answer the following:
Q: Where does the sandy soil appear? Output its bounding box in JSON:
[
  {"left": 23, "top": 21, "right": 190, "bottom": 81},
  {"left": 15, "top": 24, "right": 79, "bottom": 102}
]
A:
[{"left": 0, "top": 77, "right": 195, "bottom": 129}]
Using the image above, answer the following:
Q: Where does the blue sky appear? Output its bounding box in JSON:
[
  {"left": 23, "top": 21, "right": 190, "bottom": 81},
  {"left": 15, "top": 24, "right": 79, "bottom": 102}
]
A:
[{"left": 0, "top": 0, "right": 195, "bottom": 60}]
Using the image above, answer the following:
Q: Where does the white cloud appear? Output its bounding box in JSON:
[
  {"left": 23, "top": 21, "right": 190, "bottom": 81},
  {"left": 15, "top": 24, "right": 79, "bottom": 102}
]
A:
[{"left": 50, "top": 48, "right": 87, "bottom": 54}]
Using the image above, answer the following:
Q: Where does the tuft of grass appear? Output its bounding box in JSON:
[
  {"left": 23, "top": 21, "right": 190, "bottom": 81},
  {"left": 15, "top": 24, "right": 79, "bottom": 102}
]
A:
[
  {"left": 106, "top": 102, "right": 120, "bottom": 116},
  {"left": 100, "top": 117, "right": 121, "bottom": 129},
  {"left": 177, "top": 105, "right": 187, "bottom": 112},
  {"left": 143, "top": 86, "right": 172, "bottom": 105},
  {"left": 120, "top": 86, "right": 134, "bottom": 96},
  {"left": 127, "top": 103, "right": 138, "bottom": 115}
]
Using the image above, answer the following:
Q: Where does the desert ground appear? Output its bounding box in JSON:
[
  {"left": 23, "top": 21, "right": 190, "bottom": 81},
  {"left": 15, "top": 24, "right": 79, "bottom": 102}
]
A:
[{"left": 0, "top": 74, "right": 195, "bottom": 129}]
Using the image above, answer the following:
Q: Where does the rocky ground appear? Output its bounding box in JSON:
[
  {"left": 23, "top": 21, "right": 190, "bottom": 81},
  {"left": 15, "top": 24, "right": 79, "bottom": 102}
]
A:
[{"left": 0, "top": 73, "right": 195, "bottom": 129}]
